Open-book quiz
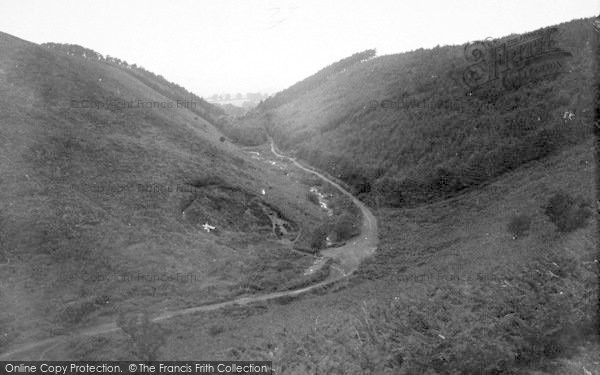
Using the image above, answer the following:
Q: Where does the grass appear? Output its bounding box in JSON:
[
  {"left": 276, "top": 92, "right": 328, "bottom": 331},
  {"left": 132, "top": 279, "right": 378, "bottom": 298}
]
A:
[
  {"left": 230, "top": 247, "right": 328, "bottom": 294},
  {"left": 1, "top": 22, "right": 596, "bottom": 374},
  {"left": 241, "top": 19, "right": 595, "bottom": 206},
  {"left": 507, "top": 214, "right": 532, "bottom": 239},
  {"left": 0, "top": 31, "right": 326, "bottom": 350},
  {"left": 306, "top": 191, "right": 319, "bottom": 205},
  {"left": 129, "top": 139, "right": 595, "bottom": 374},
  {"left": 542, "top": 191, "right": 592, "bottom": 233}
]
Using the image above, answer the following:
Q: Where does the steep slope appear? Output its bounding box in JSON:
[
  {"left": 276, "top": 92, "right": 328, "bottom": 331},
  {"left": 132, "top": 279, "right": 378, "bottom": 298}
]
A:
[
  {"left": 0, "top": 32, "right": 326, "bottom": 348},
  {"left": 41, "top": 42, "right": 226, "bottom": 125},
  {"left": 242, "top": 18, "right": 596, "bottom": 206},
  {"left": 74, "top": 128, "right": 597, "bottom": 375},
  {"left": 216, "top": 49, "right": 376, "bottom": 147}
]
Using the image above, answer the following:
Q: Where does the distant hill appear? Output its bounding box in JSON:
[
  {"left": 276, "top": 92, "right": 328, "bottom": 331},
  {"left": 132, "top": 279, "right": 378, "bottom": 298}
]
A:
[{"left": 240, "top": 19, "right": 596, "bottom": 206}]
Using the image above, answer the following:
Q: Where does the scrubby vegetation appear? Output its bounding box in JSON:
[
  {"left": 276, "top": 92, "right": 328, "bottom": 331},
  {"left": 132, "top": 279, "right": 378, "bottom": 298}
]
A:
[
  {"left": 266, "top": 232, "right": 597, "bottom": 374},
  {"left": 543, "top": 191, "right": 592, "bottom": 232},
  {"left": 357, "top": 252, "right": 596, "bottom": 374},
  {"left": 2, "top": 15, "right": 595, "bottom": 374},
  {"left": 60, "top": 295, "right": 112, "bottom": 325},
  {"left": 0, "top": 30, "right": 325, "bottom": 352},
  {"left": 300, "top": 184, "right": 362, "bottom": 252},
  {"left": 304, "top": 212, "right": 360, "bottom": 253},
  {"left": 330, "top": 213, "right": 360, "bottom": 242},
  {"left": 234, "top": 247, "right": 329, "bottom": 293},
  {"left": 213, "top": 115, "right": 268, "bottom": 146},
  {"left": 258, "top": 49, "right": 376, "bottom": 111},
  {"left": 241, "top": 19, "right": 595, "bottom": 206},
  {"left": 117, "top": 312, "right": 168, "bottom": 361},
  {"left": 42, "top": 42, "right": 225, "bottom": 125},
  {"left": 507, "top": 214, "right": 532, "bottom": 239},
  {"left": 306, "top": 191, "right": 319, "bottom": 205},
  {"left": 308, "top": 226, "right": 329, "bottom": 252}
]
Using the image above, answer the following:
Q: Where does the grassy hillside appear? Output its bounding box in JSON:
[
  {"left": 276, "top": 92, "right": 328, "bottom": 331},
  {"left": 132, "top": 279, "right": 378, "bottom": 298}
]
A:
[
  {"left": 0, "top": 32, "right": 327, "bottom": 348},
  {"left": 41, "top": 42, "right": 226, "bottom": 125},
  {"left": 242, "top": 19, "right": 596, "bottom": 206},
  {"left": 74, "top": 134, "right": 597, "bottom": 375},
  {"left": 0, "top": 16, "right": 596, "bottom": 373}
]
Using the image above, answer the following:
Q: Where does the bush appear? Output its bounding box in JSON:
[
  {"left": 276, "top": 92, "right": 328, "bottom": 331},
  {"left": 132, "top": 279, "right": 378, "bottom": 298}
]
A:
[
  {"left": 219, "top": 136, "right": 226, "bottom": 142},
  {"left": 350, "top": 254, "right": 597, "bottom": 373},
  {"left": 60, "top": 301, "right": 97, "bottom": 325},
  {"left": 542, "top": 191, "right": 591, "bottom": 232},
  {"left": 306, "top": 191, "right": 319, "bottom": 205},
  {"left": 507, "top": 214, "right": 531, "bottom": 239},
  {"left": 309, "top": 226, "right": 329, "bottom": 251},
  {"left": 208, "top": 324, "right": 225, "bottom": 337},
  {"left": 264, "top": 247, "right": 597, "bottom": 373},
  {"left": 332, "top": 213, "right": 359, "bottom": 241}
]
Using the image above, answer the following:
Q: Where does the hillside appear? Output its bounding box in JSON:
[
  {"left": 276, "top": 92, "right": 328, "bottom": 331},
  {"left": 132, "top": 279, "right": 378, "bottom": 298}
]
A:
[
  {"left": 241, "top": 18, "right": 596, "bottom": 206},
  {"left": 0, "top": 15, "right": 597, "bottom": 374},
  {"left": 72, "top": 130, "right": 597, "bottom": 375},
  {"left": 0, "top": 32, "right": 329, "bottom": 348},
  {"left": 41, "top": 42, "right": 226, "bottom": 125}
]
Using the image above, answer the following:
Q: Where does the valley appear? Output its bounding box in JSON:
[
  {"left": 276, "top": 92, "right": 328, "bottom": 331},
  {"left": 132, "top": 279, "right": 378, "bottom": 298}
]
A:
[
  {"left": 0, "top": 137, "right": 378, "bottom": 361},
  {"left": 0, "top": 12, "right": 597, "bottom": 375}
]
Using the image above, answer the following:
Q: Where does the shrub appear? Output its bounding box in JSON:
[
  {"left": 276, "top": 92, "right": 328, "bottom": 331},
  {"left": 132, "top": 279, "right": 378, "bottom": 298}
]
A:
[
  {"left": 332, "top": 213, "right": 359, "bottom": 241},
  {"left": 60, "top": 295, "right": 111, "bottom": 325},
  {"left": 350, "top": 254, "right": 596, "bottom": 373},
  {"left": 219, "top": 136, "right": 226, "bottom": 142},
  {"left": 542, "top": 191, "right": 591, "bottom": 232},
  {"left": 309, "top": 226, "right": 329, "bottom": 251},
  {"left": 372, "top": 177, "right": 404, "bottom": 207},
  {"left": 264, "top": 247, "right": 597, "bottom": 373},
  {"left": 208, "top": 324, "right": 225, "bottom": 337},
  {"left": 306, "top": 191, "right": 319, "bottom": 205},
  {"left": 60, "top": 301, "right": 97, "bottom": 325},
  {"left": 431, "top": 167, "right": 464, "bottom": 194},
  {"left": 507, "top": 214, "right": 532, "bottom": 239}
]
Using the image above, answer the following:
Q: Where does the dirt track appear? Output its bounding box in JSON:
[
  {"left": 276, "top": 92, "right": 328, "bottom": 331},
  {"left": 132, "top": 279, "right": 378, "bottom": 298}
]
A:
[{"left": 0, "top": 139, "right": 378, "bottom": 360}]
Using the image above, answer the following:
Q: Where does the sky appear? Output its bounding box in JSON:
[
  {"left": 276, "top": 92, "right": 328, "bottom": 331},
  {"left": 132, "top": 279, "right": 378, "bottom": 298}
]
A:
[{"left": 0, "top": 0, "right": 597, "bottom": 97}]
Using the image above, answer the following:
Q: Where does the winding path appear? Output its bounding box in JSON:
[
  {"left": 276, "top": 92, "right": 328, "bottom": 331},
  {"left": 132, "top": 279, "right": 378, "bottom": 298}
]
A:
[
  {"left": 0, "top": 140, "right": 378, "bottom": 360},
  {"left": 269, "top": 139, "right": 378, "bottom": 274}
]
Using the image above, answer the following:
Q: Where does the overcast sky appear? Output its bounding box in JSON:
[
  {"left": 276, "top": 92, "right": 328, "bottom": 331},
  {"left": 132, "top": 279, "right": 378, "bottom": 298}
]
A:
[{"left": 0, "top": 0, "right": 597, "bottom": 97}]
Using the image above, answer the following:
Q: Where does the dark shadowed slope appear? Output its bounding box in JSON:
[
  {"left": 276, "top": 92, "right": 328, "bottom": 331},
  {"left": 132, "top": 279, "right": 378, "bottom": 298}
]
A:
[{"left": 241, "top": 19, "right": 596, "bottom": 206}]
